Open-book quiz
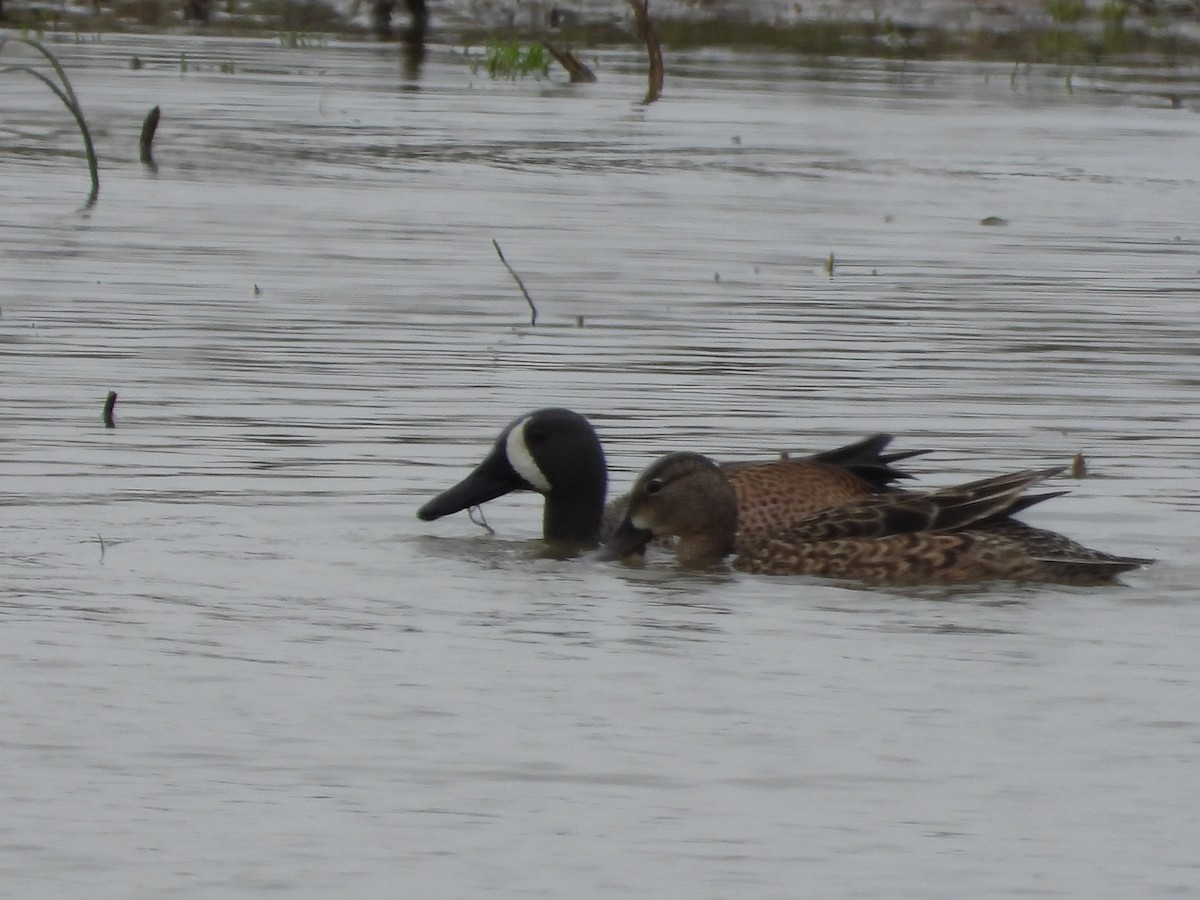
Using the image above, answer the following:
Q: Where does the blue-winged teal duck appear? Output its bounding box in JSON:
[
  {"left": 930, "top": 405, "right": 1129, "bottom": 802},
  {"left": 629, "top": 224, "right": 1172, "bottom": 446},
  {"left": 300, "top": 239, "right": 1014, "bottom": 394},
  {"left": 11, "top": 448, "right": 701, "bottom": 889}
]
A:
[
  {"left": 600, "top": 452, "right": 1153, "bottom": 585},
  {"left": 417, "top": 408, "right": 925, "bottom": 547}
]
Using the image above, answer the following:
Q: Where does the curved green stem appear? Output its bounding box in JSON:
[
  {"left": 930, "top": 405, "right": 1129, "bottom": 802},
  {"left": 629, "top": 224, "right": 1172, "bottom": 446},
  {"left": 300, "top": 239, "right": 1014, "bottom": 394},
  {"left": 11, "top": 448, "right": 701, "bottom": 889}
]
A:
[{"left": 1, "top": 37, "right": 100, "bottom": 207}]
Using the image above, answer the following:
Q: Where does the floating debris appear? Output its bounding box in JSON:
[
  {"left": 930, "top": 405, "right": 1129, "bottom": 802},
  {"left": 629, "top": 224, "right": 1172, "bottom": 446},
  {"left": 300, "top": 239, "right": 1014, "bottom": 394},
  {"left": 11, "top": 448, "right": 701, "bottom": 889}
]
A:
[{"left": 468, "top": 504, "right": 495, "bottom": 535}]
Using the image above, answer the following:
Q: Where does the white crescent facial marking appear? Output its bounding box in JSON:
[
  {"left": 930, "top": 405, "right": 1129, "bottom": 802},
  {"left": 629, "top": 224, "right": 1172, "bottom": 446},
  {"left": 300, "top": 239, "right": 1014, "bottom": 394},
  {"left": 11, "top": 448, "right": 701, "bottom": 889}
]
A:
[
  {"left": 630, "top": 511, "right": 651, "bottom": 530},
  {"left": 505, "top": 417, "right": 552, "bottom": 493}
]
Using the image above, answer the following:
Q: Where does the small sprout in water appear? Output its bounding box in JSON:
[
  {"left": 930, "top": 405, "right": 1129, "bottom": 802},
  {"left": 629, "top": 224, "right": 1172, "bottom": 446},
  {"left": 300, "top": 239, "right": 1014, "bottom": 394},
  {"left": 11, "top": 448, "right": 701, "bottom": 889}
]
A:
[{"left": 1071, "top": 452, "right": 1087, "bottom": 479}]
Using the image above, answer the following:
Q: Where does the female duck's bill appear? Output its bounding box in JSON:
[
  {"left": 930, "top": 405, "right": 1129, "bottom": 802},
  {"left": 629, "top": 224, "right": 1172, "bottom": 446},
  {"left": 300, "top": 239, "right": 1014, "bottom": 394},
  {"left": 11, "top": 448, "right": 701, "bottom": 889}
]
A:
[
  {"left": 601, "top": 451, "right": 1154, "bottom": 586},
  {"left": 416, "top": 408, "right": 608, "bottom": 545}
]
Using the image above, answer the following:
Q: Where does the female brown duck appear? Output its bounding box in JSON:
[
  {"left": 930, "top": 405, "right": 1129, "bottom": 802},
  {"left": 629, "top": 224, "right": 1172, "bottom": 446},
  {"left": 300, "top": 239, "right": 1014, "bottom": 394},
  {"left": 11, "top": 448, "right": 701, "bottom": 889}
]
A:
[{"left": 601, "top": 452, "right": 1152, "bottom": 586}]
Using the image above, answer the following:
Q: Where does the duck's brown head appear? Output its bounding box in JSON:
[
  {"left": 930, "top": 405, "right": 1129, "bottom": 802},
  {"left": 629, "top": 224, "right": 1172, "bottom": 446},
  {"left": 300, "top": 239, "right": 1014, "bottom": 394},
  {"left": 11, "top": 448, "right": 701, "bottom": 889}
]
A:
[{"left": 600, "top": 452, "right": 738, "bottom": 568}]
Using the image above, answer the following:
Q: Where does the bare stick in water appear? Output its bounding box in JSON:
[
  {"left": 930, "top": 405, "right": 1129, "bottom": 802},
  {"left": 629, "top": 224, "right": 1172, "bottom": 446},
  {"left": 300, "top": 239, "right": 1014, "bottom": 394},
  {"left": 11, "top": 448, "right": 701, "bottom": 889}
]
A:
[
  {"left": 140, "top": 105, "right": 160, "bottom": 167},
  {"left": 103, "top": 390, "right": 117, "bottom": 428},
  {"left": 542, "top": 41, "right": 597, "bottom": 83},
  {"left": 626, "top": 0, "right": 663, "bottom": 103},
  {"left": 492, "top": 239, "right": 538, "bottom": 326}
]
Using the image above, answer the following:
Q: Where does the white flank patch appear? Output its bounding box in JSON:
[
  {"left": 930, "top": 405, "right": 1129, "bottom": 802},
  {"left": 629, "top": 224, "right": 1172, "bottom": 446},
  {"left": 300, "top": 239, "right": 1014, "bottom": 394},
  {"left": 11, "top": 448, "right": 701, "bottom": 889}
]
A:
[{"left": 506, "top": 417, "right": 552, "bottom": 493}]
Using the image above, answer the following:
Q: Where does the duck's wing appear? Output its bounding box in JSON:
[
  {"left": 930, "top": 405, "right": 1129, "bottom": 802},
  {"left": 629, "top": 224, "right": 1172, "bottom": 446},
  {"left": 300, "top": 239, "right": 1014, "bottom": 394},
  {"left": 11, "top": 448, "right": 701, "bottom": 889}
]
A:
[
  {"left": 972, "top": 519, "right": 1154, "bottom": 578},
  {"left": 738, "top": 527, "right": 1150, "bottom": 585},
  {"left": 803, "top": 433, "right": 930, "bottom": 489},
  {"left": 777, "top": 466, "right": 1068, "bottom": 542},
  {"left": 726, "top": 433, "right": 929, "bottom": 490}
]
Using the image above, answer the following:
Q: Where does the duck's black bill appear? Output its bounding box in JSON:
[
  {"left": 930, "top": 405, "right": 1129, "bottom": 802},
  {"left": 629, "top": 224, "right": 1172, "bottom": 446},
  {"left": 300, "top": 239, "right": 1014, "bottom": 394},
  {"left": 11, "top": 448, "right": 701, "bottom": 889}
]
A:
[
  {"left": 596, "top": 516, "right": 653, "bottom": 562},
  {"left": 417, "top": 449, "right": 524, "bottom": 521}
]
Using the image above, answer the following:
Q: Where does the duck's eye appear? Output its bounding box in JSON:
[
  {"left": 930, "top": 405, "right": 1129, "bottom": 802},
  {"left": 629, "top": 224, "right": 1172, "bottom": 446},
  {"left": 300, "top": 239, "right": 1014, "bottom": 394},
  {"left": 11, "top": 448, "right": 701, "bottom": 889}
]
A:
[{"left": 645, "top": 478, "right": 664, "bottom": 496}]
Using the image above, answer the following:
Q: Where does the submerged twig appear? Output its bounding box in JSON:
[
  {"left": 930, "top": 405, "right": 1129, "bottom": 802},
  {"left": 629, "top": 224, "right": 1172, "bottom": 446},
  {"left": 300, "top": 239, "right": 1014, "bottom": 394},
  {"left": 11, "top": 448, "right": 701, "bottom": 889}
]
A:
[
  {"left": 542, "top": 41, "right": 597, "bottom": 83},
  {"left": 140, "top": 105, "right": 161, "bottom": 167},
  {"left": 468, "top": 505, "right": 496, "bottom": 536},
  {"left": 0, "top": 36, "right": 100, "bottom": 206},
  {"left": 103, "top": 390, "right": 118, "bottom": 428},
  {"left": 626, "top": 0, "right": 663, "bottom": 103},
  {"left": 492, "top": 239, "right": 538, "bottom": 326}
]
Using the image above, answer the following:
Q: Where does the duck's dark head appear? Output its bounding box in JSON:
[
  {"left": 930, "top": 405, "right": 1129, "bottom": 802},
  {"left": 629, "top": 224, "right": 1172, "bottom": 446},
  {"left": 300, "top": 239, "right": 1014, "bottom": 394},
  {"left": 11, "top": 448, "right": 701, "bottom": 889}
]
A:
[
  {"left": 600, "top": 452, "right": 738, "bottom": 568},
  {"left": 417, "top": 408, "right": 608, "bottom": 544}
]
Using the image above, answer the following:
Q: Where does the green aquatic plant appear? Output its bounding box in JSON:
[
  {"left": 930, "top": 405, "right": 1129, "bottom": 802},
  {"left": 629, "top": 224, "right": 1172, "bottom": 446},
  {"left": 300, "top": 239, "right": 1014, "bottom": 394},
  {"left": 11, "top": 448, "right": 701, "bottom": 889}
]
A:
[
  {"left": 1045, "top": 0, "right": 1088, "bottom": 24},
  {"left": 19, "top": 22, "right": 48, "bottom": 41},
  {"left": 278, "top": 30, "right": 328, "bottom": 49},
  {"left": 473, "top": 39, "right": 550, "bottom": 80},
  {"left": 1099, "top": 1, "right": 1128, "bottom": 27},
  {"left": 0, "top": 35, "right": 99, "bottom": 206}
]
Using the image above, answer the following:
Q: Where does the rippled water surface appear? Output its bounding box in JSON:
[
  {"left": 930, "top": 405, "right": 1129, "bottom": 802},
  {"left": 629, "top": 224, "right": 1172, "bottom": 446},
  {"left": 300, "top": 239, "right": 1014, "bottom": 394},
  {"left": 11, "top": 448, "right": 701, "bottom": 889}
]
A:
[{"left": 3, "top": 34, "right": 1199, "bottom": 897}]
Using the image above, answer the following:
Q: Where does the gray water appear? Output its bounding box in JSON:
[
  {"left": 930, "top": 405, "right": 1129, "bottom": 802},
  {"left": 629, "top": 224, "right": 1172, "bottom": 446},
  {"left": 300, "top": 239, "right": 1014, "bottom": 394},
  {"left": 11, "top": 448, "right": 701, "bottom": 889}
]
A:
[{"left": 2, "top": 33, "right": 1199, "bottom": 898}]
